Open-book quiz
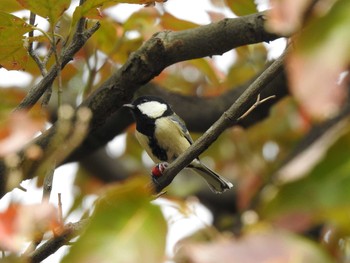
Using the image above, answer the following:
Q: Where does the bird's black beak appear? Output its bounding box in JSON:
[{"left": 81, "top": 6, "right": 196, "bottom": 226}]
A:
[{"left": 123, "top": 103, "right": 135, "bottom": 110}]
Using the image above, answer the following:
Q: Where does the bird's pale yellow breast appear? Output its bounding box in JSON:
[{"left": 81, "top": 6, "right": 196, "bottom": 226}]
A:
[{"left": 154, "top": 117, "right": 191, "bottom": 161}]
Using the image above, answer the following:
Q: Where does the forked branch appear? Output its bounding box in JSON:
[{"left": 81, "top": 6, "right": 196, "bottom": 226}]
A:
[{"left": 150, "top": 50, "right": 287, "bottom": 193}]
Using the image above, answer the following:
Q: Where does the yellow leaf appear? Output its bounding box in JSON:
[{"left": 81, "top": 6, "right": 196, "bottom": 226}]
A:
[
  {"left": 161, "top": 12, "right": 199, "bottom": 31},
  {"left": 0, "top": 12, "right": 34, "bottom": 70},
  {"left": 16, "top": 0, "right": 70, "bottom": 24},
  {"left": 224, "top": 0, "right": 257, "bottom": 16}
]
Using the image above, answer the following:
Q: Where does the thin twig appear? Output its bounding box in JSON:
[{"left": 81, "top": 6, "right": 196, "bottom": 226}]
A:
[
  {"left": 42, "top": 44, "right": 56, "bottom": 67},
  {"left": 76, "top": 0, "right": 87, "bottom": 34},
  {"left": 23, "top": 162, "right": 56, "bottom": 255},
  {"left": 51, "top": 28, "right": 63, "bottom": 107},
  {"left": 17, "top": 185, "right": 27, "bottom": 192},
  {"left": 237, "top": 94, "right": 276, "bottom": 121},
  {"left": 42, "top": 163, "right": 55, "bottom": 199},
  {"left": 58, "top": 193, "right": 63, "bottom": 224},
  {"left": 28, "top": 12, "right": 47, "bottom": 76},
  {"left": 28, "top": 164, "right": 55, "bottom": 251},
  {"left": 41, "top": 87, "right": 53, "bottom": 108}
]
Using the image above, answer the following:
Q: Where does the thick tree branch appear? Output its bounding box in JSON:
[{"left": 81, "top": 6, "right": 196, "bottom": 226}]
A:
[
  {"left": 151, "top": 50, "right": 287, "bottom": 193},
  {"left": 80, "top": 12, "right": 280, "bottom": 131}
]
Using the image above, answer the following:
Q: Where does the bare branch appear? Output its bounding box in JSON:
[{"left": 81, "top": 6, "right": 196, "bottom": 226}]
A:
[
  {"left": 28, "top": 13, "right": 47, "bottom": 76},
  {"left": 150, "top": 50, "right": 287, "bottom": 193},
  {"left": 58, "top": 193, "right": 63, "bottom": 224},
  {"left": 42, "top": 163, "right": 55, "bottom": 199},
  {"left": 237, "top": 94, "right": 276, "bottom": 121},
  {"left": 28, "top": 219, "right": 88, "bottom": 263},
  {"left": 76, "top": 0, "right": 87, "bottom": 35},
  {"left": 15, "top": 22, "right": 101, "bottom": 111},
  {"left": 22, "top": 162, "right": 56, "bottom": 255},
  {"left": 52, "top": 31, "right": 63, "bottom": 107}
]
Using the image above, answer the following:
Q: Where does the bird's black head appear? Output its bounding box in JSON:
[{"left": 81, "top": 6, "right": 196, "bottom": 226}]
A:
[{"left": 123, "top": 96, "right": 174, "bottom": 135}]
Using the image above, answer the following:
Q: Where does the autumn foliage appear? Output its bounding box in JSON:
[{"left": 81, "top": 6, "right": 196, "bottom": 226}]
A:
[{"left": 0, "top": 0, "right": 350, "bottom": 262}]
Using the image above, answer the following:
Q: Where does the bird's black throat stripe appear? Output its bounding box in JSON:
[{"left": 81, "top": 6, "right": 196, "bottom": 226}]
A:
[
  {"left": 135, "top": 116, "right": 168, "bottom": 162},
  {"left": 135, "top": 115, "right": 155, "bottom": 136},
  {"left": 148, "top": 136, "right": 168, "bottom": 161}
]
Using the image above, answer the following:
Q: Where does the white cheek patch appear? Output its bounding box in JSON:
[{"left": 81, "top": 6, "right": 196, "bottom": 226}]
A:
[{"left": 137, "top": 101, "right": 167, "bottom": 119}]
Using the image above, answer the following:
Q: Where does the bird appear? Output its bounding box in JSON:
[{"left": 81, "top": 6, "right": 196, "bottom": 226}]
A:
[{"left": 123, "top": 95, "right": 233, "bottom": 194}]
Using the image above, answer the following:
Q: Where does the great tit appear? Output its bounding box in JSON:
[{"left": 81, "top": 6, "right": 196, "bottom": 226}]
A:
[{"left": 124, "top": 95, "right": 233, "bottom": 194}]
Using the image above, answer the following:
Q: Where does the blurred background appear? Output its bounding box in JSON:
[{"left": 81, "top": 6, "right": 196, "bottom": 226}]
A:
[{"left": 1, "top": 0, "right": 350, "bottom": 262}]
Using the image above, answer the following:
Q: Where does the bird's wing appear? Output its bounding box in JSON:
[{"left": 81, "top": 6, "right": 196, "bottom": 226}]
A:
[{"left": 169, "top": 114, "right": 194, "bottom": 145}]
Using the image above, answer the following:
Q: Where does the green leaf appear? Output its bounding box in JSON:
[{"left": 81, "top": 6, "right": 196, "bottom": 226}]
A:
[
  {"left": 0, "top": 41, "right": 28, "bottom": 70},
  {"left": 62, "top": 177, "right": 167, "bottom": 263},
  {"left": 0, "top": 12, "right": 34, "bottom": 70},
  {"left": 224, "top": 0, "right": 257, "bottom": 16},
  {"left": 0, "top": 0, "right": 23, "bottom": 12},
  {"left": 0, "top": 11, "right": 33, "bottom": 39},
  {"left": 161, "top": 12, "right": 199, "bottom": 31},
  {"left": 111, "top": 37, "right": 143, "bottom": 63},
  {"left": 16, "top": 0, "right": 70, "bottom": 24},
  {"left": 122, "top": 8, "right": 161, "bottom": 38},
  {"left": 188, "top": 58, "right": 220, "bottom": 86},
  {"left": 226, "top": 45, "right": 267, "bottom": 87},
  {"left": 288, "top": 0, "right": 350, "bottom": 120},
  {"left": 297, "top": 0, "right": 350, "bottom": 55},
  {"left": 263, "top": 125, "right": 350, "bottom": 228},
  {"left": 72, "top": 0, "right": 160, "bottom": 27},
  {"left": 90, "top": 19, "right": 119, "bottom": 55}
]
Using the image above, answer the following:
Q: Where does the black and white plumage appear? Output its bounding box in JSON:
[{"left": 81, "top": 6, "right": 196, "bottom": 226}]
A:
[{"left": 124, "top": 95, "right": 233, "bottom": 194}]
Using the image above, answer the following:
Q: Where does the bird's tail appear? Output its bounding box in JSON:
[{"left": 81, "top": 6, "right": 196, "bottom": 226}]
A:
[{"left": 190, "top": 161, "right": 233, "bottom": 194}]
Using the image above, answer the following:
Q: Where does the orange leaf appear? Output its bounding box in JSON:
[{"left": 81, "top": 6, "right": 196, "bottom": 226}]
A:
[
  {"left": 0, "top": 111, "right": 46, "bottom": 157},
  {"left": 287, "top": 51, "right": 346, "bottom": 121},
  {"left": 0, "top": 204, "right": 18, "bottom": 251},
  {"left": 0, "top": 203, "right": 62, "bottom": 252},
  {"left": 267, "top": 0, "right": 312, "bottom": 35}
]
